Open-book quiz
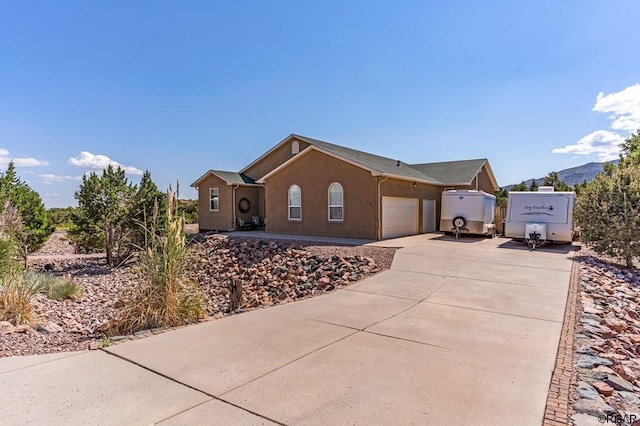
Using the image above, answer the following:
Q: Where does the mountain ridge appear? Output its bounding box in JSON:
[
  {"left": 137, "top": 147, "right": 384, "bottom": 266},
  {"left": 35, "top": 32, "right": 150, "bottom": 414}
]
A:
[{"left": 504, "top": 160, "right": 617, "bottom": 190}]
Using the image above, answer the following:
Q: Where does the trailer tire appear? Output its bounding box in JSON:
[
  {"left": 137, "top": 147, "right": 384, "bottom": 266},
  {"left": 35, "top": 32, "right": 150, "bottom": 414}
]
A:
[{"left": 453, "top": 216, "right": 466, "bottom": 228}]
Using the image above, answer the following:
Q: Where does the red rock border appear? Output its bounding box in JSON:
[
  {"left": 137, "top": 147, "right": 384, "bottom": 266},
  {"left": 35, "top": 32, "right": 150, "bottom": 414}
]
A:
[{"left": 543, "top": 246, "right": 580, "bottom": 425}]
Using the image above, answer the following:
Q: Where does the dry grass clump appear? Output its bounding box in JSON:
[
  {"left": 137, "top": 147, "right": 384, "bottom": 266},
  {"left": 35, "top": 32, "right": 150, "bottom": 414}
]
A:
[
  {"left": 0, "top": 270, "right": 39, "bottom": 325},
  {"left": 107, "top": 186, "right": 205, "bottom": 335}
]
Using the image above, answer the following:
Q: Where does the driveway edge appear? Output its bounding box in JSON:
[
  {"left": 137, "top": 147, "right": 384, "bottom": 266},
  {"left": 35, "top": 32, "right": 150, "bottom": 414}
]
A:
[{"left": 543, "top": 246, "right": 580, "bottom": 425}]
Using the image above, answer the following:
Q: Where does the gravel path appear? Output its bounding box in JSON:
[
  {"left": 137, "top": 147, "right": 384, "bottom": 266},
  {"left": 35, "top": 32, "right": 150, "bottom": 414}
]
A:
[{"left": 1, "top": 231, "right": 397, "bottom": 357}]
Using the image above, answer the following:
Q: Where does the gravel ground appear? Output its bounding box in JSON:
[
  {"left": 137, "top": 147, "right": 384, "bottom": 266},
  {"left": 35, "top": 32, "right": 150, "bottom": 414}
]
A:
[
  {"left": 29, "top": 231, "right": 76, "bottom": 256},
  {"left": 570, "top": 247, "right": 640, "bottom": 424},
  {"left": 1, "top": 231, "right": 396, "bottom": 357}
]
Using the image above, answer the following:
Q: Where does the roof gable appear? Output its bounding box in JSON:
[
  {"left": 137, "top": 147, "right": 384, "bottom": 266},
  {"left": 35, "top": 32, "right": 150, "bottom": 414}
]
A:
[
  {"left": 409, "top": 158, "right": 498, "bottom": 190},
  {"left": 190, "top": 170, "right": 256, "bottom": 187}
]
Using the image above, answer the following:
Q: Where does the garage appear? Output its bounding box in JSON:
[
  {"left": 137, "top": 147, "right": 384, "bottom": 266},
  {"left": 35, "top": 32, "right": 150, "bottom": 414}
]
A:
[{"left": 381, "top": 197, "right": 419, "bottom": 239}]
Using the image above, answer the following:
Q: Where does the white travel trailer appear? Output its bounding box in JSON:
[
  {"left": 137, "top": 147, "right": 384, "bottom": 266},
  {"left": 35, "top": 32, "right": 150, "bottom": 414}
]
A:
[
  {"left": 504, "top": 188, "right": 575, "bottom": 249},
  {"left": 440, "top": 190, "right": 496, "bottom": 239}
]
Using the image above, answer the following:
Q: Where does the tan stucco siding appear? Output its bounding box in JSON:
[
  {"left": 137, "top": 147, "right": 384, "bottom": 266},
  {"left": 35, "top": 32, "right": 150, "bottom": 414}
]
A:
[
  {"left": 234, "top": 186, "right": 263, "bottom": 223},
  {"left": 263, "top": 150, "right": 378, "bottom": 239},
  {"left": 198, "top": 175, "right": 233, "bottom": 232},
  {"left": 380, "top": 179, "right": 442, "bottom": 234},
  {"left": 242, "top": 138, "right": 311, "bottom": 181},
  {"left": 475, "top": 169, "right": 497, "bottom": 193}
]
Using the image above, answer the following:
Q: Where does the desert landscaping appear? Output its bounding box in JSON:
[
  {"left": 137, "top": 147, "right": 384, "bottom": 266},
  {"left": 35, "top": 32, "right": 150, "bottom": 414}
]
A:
[{"left": 1, "top": 230, "right": 395, "bottom": 357}]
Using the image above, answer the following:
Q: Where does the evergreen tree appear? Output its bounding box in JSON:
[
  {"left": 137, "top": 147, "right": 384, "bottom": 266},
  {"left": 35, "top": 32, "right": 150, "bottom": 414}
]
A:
[
  {"left": 70, "top": 165, "right": 135, "bottom": 266},
  {"left": 574, "top": 163, "right": 640, "bottom": 268},
  {"left": 130, "top": 171, "right": 166, "bottom": 246},
  {"left": 0, "top": 162, "right": 54, "bottom": 261},
  {"left": 620, "top": 131, "right": 640, "bottom": 166},
  {"left": 542, "top": 171, "right": 571, "bottom": 191},
  {"left": 510, "top": 181, "right": 529, "bottom": 191}
]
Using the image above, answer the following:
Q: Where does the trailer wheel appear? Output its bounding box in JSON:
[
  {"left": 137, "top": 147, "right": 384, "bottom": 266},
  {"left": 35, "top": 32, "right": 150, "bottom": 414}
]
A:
[{"left": 453, "top": 216, "right": 466, "bottom": 229}]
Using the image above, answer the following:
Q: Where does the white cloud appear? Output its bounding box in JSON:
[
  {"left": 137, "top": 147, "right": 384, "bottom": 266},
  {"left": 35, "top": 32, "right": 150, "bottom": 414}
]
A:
[
  {"left": 36, "top": 174, "right": 83, "bottom": 184},
  {"left": 593, "top": 84, "right": 640, "bottom": 132},
  {"left": 68, "top": 151, "right": 143, "bottom": 175},
  {"left": 553, "top": 83, "right": 640, "bottom": 161},
  {"left": 552, "top": 130, "right": 624, "bottom": 161},
  {"left": 0, "top": 148, "right": 49, "bottom": 167}
]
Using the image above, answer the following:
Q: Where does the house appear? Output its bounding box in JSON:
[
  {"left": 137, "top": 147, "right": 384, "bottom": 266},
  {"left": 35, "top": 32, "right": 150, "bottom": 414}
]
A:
[{"left": 191, "top": 134, "right": 499, "bottom": 240}]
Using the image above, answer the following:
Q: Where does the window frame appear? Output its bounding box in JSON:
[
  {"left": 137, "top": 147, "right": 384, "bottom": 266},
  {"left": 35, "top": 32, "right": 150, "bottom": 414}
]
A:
[
  {"left": 328, "top": 182, "right": 344, "bottom": 222},
  {"left": 209, "top": 188, "right": 219, "bottom": 211},
  {"left": 288, "top": 184, "right": 302, "bottom": 221}
]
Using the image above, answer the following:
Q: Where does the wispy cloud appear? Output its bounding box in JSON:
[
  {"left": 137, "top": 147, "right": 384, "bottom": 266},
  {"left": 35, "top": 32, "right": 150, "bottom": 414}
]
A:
[
  {"left": 68, "top": 151, "right": 143, "bottom": 175},
  {"left": 37, "top": 174, "right": 83, "bottom": 184},
  {"left": 553, "top": 83, "right": 640, "bottom": 161},
  {"left": 552, "top": 130, "right": 624, "bottom": 161},
  {"left": 0, "top": 148, "right": 49, "bottom": 167}
]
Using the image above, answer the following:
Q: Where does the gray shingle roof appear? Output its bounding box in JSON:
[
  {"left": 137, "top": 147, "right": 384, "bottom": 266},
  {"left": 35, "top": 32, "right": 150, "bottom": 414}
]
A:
[
  {"left": 212, "top": 171, "right": 256, "bottom": 185},
  {"left": 409, "top": 159, "right": 487, "bottom": 185},
  {"left": 191, "top": 170, "right": 256, "bottom": 187},
  {"left": 293, "top": 135, "right": 443, "bottom": 184}
]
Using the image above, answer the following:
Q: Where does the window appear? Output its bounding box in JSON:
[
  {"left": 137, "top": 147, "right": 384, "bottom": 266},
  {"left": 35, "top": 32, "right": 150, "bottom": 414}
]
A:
[
  {"left": 288, "top": 185, "right": 301, "bottom": 220},
  {"left": 328, "top": 183, "right": 343, "bottom": 221},
  {"left": 210, "top": 188, "right": 219, "bottom": 211},
  {"left": 292, "top": 140, "right": 300, "bottom": 154}
]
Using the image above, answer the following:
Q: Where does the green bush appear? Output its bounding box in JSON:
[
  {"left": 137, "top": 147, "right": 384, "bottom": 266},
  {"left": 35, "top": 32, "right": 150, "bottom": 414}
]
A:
[
  {"left": 574, "top": 163, "right": 640, "bottom": 268},
  {"left": 24, "top": 270, "right": 83, "bottom": 301}
]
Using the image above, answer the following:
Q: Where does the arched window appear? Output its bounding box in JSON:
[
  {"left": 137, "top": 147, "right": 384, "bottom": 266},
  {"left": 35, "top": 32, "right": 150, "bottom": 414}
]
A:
[
  {"left": 328, "top": 183, "right": 343, "bottom": 221},
  {"left": 291, "top": 141, "right": 300, "bottom": 154},
  {"left": 288, "top": 185, "right": 301, "bottom": 220}
]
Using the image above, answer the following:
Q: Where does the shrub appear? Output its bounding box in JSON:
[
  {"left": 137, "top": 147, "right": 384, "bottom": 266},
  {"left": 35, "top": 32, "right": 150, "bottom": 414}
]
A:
[
  {"left": 574, "top": 163, "right": 640, "bottom": 268},
  {"left": 24, "top": 270, "right": 83, "bottom": 301},
  {"left": 107, "top": 187, "right": 205, "bottom": 335}
]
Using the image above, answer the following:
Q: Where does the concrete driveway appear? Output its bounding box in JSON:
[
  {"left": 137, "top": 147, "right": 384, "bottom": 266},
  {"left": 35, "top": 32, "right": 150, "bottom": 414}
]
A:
[{"left": 0, "top": 234, "right": 574, "bottom": 425}]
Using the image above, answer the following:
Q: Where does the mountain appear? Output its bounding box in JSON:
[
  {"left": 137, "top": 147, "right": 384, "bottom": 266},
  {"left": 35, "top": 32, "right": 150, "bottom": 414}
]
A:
[{"left": 504, "top": 161, "right": 618, "bottom": 190}]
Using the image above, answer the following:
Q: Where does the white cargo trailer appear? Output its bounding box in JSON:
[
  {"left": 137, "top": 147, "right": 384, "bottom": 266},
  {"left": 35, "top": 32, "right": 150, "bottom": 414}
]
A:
[
  {"left": 440, "top": 190, "right": 496, "bottom": 238},
  {"left": 504, "top": 189, "right": 575, "bottom": 249}
]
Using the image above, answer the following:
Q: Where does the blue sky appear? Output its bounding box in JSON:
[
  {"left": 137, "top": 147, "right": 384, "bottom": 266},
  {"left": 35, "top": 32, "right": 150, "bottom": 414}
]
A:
[{"left": 1, "top": 1, "right": 639, "bottom": 207}]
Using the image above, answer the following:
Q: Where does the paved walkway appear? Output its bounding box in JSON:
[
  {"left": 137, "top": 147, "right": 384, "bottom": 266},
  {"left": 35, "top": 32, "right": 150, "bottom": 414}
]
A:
[{"left": 0, "top": 234, "right": 575, "bottom": 425}]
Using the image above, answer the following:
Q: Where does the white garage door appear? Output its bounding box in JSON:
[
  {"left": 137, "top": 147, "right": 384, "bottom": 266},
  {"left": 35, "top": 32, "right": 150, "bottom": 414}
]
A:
[{"left": 382, "top": 197, "right": 419, "bottom": 239}]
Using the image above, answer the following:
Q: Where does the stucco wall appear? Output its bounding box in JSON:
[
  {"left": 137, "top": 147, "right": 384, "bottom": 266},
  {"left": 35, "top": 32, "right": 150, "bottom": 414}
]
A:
[
  {"left": 234, "top": 186, "right": 263, "bottom": 223},
  {"left": 263, "top": 150, "right": 378, "bottom": 239},
  {"left": 242, "top": 138, "right": 311, "bottom": 181},
  {"left": 198, "top": 175, "right": 233, "bottom": 232}
]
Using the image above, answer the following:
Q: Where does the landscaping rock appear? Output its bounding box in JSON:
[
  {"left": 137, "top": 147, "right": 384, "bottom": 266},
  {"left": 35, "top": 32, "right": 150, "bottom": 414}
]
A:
[
  {"left": 571, "top": 250, "right": 640, "bottom": 420},
  {"left": 592, "top": 381, "right": 614, "bottom": 397},
  {"left": 0, "top": 321, "right": 14, "bottom": 335},
  {"left": 3, "top": 232, "right": 396, "bottom": 357},
  {"left": 576, "top": 381, "right": 601, "bottom": 400},
  {"left": 13, "top": 325, "right": 33, "bottom": 334},
  {"left": 604, "top": 374, "right": 635, "bottom": 393},
  {"left": 577, "top": 354, "right": 613, "bottom": 369},
  {"left": 571, "top": 413, "right": 606, "bottom": 426},
  {"left": 36, "top": 322, "right": 64, "bottom": 334},
  {"left": 618, "top": 391, "right": 640, "bottom": 408},
  {"left": 574, "top": 397, "right": 617, "bottom": 417}
]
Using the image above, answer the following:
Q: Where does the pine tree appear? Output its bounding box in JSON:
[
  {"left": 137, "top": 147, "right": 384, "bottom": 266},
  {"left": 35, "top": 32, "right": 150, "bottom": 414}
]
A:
[
  {"left": 574, "top": 163, "right": 640, "bottom": 268},
  {"left": 0, "top": 162, "right": 54, "bottom": 262},
  {"left": 70, "top": 165, "right": 135, "bottom": 266}
]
